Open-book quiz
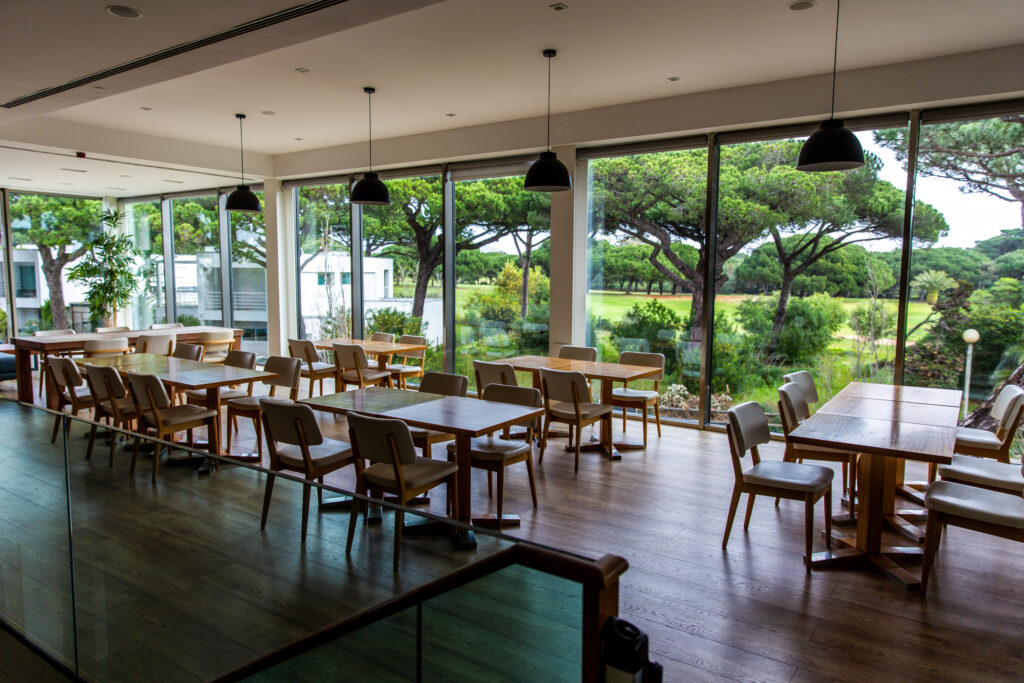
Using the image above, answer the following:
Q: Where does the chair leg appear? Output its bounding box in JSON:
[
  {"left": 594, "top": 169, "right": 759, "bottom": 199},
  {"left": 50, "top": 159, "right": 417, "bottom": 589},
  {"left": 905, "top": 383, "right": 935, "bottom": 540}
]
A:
[
  {"left": 525, "top": 455, "right": 538, "bottom": 508},
  {"left": 393, "top": 509, "right": 404, "bottom": 572},
  {"left": 108, "top": 427, "right": 117, "bottom": 467},
  {"left": 921, "top": 511, "right": 942, "bottom": 596},
  {"left": 152, "top": 443, "right": 162, "bottom": 484},
  {"left": 51, "top": 414, "right": 61, "bottom": 444},
  {"left": 346, "top": 495, "right": 361, "bottom": 554},
  {"left": 487, "top": 470, "right": 493, "bottom": 498},
  {"left": 226, "top": 410, "right": 233, "bottom": 453},
  {"left": 804, "top": 495, "right": 814, "bottom": 571},
  {"left": 538, "top": 416, "right": 548, "bottom": 464},
  {"left": 496, "top": 466, "right": 505, "bottom": 524},
  {"left": 130, "top": 436, "right": 140, "bottom": 474},
  {"left": 743, "top": 493, "right": 756, "bottom": 529},
  {"left": 849, "top": 454, "right": 858, "bottom": 505},
  {"left": 317, "top": 476, "right": 324, "bottom": 505},
  {"left": 86, "top": 423, "right": 97, "bottom": 459},
  {"left": 824, "top": 486, "right": 832, "bottom": 548},
  {"left": 301, "top": 483, "right": 311, "bottom": 542},
  {"left": 621, "top": 406, "right": 627, "bottom": 433},
  {"left": 448, "top": 474, "right": 458, "bottom": 525},
  {"left": 574, "top": 424, "right": 582, "bottom": 473},
  {"left": 841, "top": 459, "right": 848, "bottom": 498},
  {"left": 654, "top": 400, "right": 661, "bottom": 437},
  {"left": 260, "top": 473, "right": 276, "bottom": 529},
  {"left": 927, "top": 462, "right": 938, "bottom": 484},
  {"left": 642, "top": 407, "right": 648, "bottom": 446},
  {"left": 723, "top": 485, "right": 742, "bottom": 548},
  {"left": 255, "top": 416, "right": 263, "bottom": 461}
]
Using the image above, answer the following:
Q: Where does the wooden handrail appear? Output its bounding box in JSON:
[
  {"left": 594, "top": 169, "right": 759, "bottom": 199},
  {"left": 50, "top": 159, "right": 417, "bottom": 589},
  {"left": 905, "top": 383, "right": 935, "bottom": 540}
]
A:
[{"left": 213, "top": 544, "right": 628, "bottom": 682}]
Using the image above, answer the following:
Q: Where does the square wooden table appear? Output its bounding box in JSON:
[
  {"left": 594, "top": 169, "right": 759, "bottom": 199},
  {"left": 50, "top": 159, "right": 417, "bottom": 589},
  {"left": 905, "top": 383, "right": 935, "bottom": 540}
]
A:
[
  {"left": 789, "top": 381, "right": 960, "bottom": 588},
  {"left": 500, "top": 355, "right": 661, "bottom": 459},
  {"left": 314, "top": 337, "right": 429, "bottom": 368},
  {"left": 303, "top": 387, "right": 544, "bottom": 548},
  {"left": 84, "top": 354, "right": 275, "bottom": 457}
]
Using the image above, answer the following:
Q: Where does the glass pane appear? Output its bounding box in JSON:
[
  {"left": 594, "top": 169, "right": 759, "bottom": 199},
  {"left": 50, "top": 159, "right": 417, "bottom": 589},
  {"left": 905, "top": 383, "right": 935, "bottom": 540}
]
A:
[
  {"left": 7, "top": 192, "right": 101, "bottom": 333},
  {"left": 362, "top": 176, "right": 444, "bottom": 373},
  {"left": 296, "top": 184, "right": 352, "bottom": 340},
  {"left": 454, "top": 175, "right": 551, "bottom": 387},
  {"left": 0, "top": 193, "right": 8, "bottom": 342},
  {"left": 230, "top": 192, "right": 268, "bottom": 356},
  {"left": 890, "top": 115, "right": 1024, "bottom": 429},
  {"left": 586, "top": 149, "right": 708, "bottom": 421},
  {"left": 170, "top": 196, "right": 221, "bottom": 326},
  {"left": 0, "top": 401, "right": 76, "bottom": 670},
  {"left": 711, "top": 130, "right": 912, "bottom": 427},
  {"left": 125, "top": 200, "right": 166, "bottom": 329}
]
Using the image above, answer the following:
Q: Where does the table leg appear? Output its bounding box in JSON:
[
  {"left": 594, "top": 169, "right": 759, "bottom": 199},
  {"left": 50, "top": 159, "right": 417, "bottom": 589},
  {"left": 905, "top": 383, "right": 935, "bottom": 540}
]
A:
[
  {"left": 205, "top": 386, "right": 221, "bottom": 455},
  {"left": 453, "top": 433, "right": 476, "bottom": 550},
  {"left": 15, "top": 347, "right": 34, "bottom": 403}
]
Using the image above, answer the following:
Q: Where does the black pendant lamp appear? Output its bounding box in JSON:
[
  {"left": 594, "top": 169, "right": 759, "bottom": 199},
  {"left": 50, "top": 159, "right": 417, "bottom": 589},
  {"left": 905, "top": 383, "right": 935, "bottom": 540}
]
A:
[
  {"left": 225, "top": 113, "right": 262, "bottom": 212},
  {"left": 797, "top": 0, "right": 864, "bottom": 172},
  {"left": 524, "top": 49, "right": 571, "bottom": 192},
  {"left": 351, "top": 86, "right": 390, "bottom": 205}
]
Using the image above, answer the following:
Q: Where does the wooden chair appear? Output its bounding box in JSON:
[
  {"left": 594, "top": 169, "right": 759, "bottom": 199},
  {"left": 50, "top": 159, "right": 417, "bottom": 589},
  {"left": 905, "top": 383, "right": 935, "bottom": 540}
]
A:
[
  {"left": 723, "top": 401, "right": 833, "bottom": 570},
  {"left": 134, "top": 333, "right": 175, "bottom": 355},
  {"left": 346, "top": 411, "right": 459, "bottom": 572},
  {"left": 778, "top": 381, "right": 857, "bottom": 506},
  {"left": 410, "top": 372, "right": 468, "bottom": 458},
  {"left": 226, "top": 356, "right": 301, "bottom": 459},
  {"left": 473, "top": 360, "right": 518, "bottom": 396},
  {"left": 95, "top": 326, "right": 130, "bottom": 334},
  {"left": 34, "top": 329, "right": 75, "bottom": 397},
  {"left": 447, "top": 384, "right": 540, "bottom": 523},
  {"left": 84, "top": 337, "right": 130, "bottom": 358},
  {"left": 260, "top": 398, "right": 355, "bottom": 542},
  {"left": 385, "top": 335, "right": 427, "bottom": 389},
  {"left": 610, "top": 351, "right": 664, "bottom": 446},
  {"left": 197, "top": 330, "right": 234, "bottom": 363},
  {"left": 123, "top": 371, "right": 219, "bottom": 483},
  {"left": 172, "top": 342, "right": 203, "bottom": 361},
  {"left": 333, "top": 343, "right": 392, "bottom": 390},
  {"left": 938, "top": 455, "right": 1024, "bottom": 495},
  {"left": 150, "top": 322, "right": 184, "bottom": 330},
  {"left": 288, "top": 338, "right": 335, "bottom": 398},
  {"left": 954, "top": 384, "right": 1024, "bottom": 463},
  {"left": 45, "top": 356, "right": 94, "bottom": 443},
  {"left": 783, "top": 371, "right": 820, "bottom": 408},
  {"left": 557, "top": 345, "right": 597, "bottom": 361},
  {"left": 921, "top": 478, "right": 1024, "bottom": 595},
  {"left": 83, "top": 364, "right": 137, "bottom": 466},
  {"left": 368, "top": 331, "right": 395, "bottom": 369},
  {"left": 185, "top": 350, "right": 256, "bottom": 406},
  {"left": 538, "top": 368, "right": 613, "bottom": 472}
]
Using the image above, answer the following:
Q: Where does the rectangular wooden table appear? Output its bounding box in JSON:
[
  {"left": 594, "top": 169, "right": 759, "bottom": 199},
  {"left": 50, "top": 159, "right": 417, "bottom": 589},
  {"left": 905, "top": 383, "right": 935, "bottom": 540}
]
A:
[
  {"left": 314, "top": 337, "right": 428, "bottom": 359},
  {"left": 84, "top": 354, "right": 275, "bottom": 458},
  {"left": 789, "top": 381, "right": 961, "bottom": 588},
  {"left": 303, "top": 387, "right": 544, "bottom": 548},
  {"left": 500, "top": 355, "right": 661, "bottom": 459},
  {"left": 12, "top": 326, "right": 244, "bottom": 405}
]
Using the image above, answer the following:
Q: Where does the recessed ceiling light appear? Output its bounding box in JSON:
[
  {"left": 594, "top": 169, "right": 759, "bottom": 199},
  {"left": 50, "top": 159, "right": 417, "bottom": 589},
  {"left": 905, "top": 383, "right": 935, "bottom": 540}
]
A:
[
  {"left": 139, "top": 106, "right": 152, "bottom": 111},
  {"left": 667, "top": 76, "right": 680, "bottom": 82},
  {"left": 119, "top": 174, "right": 132, "bottom": 178},
  {"left": 7, "top": 177, "right": 31, "bottom": 181},
  {"left": 163, "top": 179, "right": 184, "bottom": 184},
  {"left": 293, "top": 137, "right": 304, "bottom": 141},
  {"left": 549, "top": 3, "right": 568, "bottom": 10},
  {"left": 61, "top": 182, "right": 73, "bottom": 186},
  {"left": 261, "top": 110, "right": 275, "bottom": 116},
  {"left": 60, "top": 168, "right": 87, "bottom": 173},
  {"left": 294, "top": 67, "right": 310, "bottom": 73},
  {"left": 94, "top": 86, "right": 106, "bottom": 90},
  {"left": 445, "top": 112, "right": 456, "bottom": 117},
  {"left": 106, "top": 5, "right": 143, "bottom": 19},
  {"left": 788, "top": 0, "right": 816, "bottom": 10},
  {"left": 106, "top": 187, "right": 127, "bottom": 190}
]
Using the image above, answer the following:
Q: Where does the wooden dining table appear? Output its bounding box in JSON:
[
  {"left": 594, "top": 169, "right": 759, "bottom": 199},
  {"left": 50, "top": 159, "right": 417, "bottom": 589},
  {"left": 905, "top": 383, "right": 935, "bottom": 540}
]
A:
[
  {"left": 12, "top": 326, "right": 243, "bottom": 405},
  {"left": 302, "top": 386, "right": 544, "bottom": 549},
  {"left": 500, "top": 354, "right": 662, "bottom": 459},
  {"left": 314, "top": 337, "right": 428, "bottom": 368},
  {"left": 83, "top": 353, "right": 275, "bottom": 458},
  {"left": 789, "top": 381, "right": 961, "bottom": 588}
]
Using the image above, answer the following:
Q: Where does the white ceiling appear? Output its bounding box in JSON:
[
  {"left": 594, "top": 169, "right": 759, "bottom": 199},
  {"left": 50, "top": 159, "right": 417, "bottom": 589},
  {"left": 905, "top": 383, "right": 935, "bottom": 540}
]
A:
[{"left": 2, "top": 0, "right": 1024, "bottom": 196}]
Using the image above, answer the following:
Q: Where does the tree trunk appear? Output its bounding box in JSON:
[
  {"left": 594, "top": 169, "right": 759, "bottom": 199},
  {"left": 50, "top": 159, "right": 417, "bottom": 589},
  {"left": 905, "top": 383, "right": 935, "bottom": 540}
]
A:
[
  {"left": 771, "top": 268, "right": 795, "bottom": 339},
  {"left": 689, "top": 287, "right": 704, "bottom": 342},
  {"left": 519, "top": 248, "right": 532, "bottom": 319},
  {"left": 411, "top": 260, "right": 436, "bottom": 319},
  {"left": 646, "top": 280, "right": 654, "bottom": 295},
  {"left": 42, "top": 263, "right": 70, "bottom": 330}
]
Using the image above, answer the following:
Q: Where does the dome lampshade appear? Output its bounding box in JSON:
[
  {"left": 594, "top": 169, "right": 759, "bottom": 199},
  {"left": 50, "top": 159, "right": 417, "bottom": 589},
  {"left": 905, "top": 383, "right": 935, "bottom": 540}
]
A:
[
  {"left": 350, "top": 172, "right": 390, "bottom": 205},
  {"left": 796, "top": 119, "right": 865, "bottom": 172},
  {"left": 524, "top": 151, "right": 572, "bottom": 192}
]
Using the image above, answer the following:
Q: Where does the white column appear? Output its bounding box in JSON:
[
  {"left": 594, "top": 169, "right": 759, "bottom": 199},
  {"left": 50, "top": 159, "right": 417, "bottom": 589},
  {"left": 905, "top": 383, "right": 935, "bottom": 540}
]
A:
[
  {"left": 263, "top": 178, "right": 293, "bottom": 355},
  {"left": 546, "top": 144, "right": 585, "bottom": 354}
]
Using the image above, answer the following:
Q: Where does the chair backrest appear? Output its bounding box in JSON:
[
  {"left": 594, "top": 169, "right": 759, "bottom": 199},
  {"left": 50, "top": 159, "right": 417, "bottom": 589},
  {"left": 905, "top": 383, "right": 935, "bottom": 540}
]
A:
[
  {"left": 198, "top": 330, "right": 234, "bottom": 354},
  {"left": 991, "top": 384, "right": 1024, "bottom": 440},
  {"left": 347, "top": 411, "right": 417, "bottom": 466},
  {"left": 47, "top": 356, "right": 83, "bottom": 389},
  {"left": 262, "top": 356, "right": 302, "bottom": 392},
  {"left": 172, "top": 342, "right": 204, "bottom": 361},
  {"left": 777, "top": 382, "right": 810, "bottom": 436},
  {"left": 84, "top": 337, "right": 130, "bottom": 357},
  {"left": 150, "top": 322, "right": 184, "bottom": 330},
  {"left": 397, "top": 334, "right": 426, "bottom": 361},
  {"left": 618, "top": 351, "right": 665, "bottom": 381},
  {"left": 333, "top": 343, "right": 369, "bottom": 370},
  {"left": 370, "top": 332, "right": 395, "bottom": 343},
  {"left": 474, "top": 360, "right": 518, "bottom": 394},
  {"left": 288, "top": 338, "right": 319, "bottom": 364},
  {"left": 84, "top": 364, "right": 127, "bottom": 402},
  {"left": 135, "top": 333, "right": 175, "bottom": 355},
  {"left": 726, "top": 401, "right": 771, "bottom": 462},
  {"left": 34, "top": 329, "right": 75, "bottom": 337},
  {"left": 95, "top": 326, "right": 130, "bottom": 334},
  {"left": 483, "top": 384, "right": 541, "bottom": 429},
  {"left": 558, "top": 345, "right": 597, "bottom": 362},
  {"left": 419, "top": 371, "right": 468, "bottom": 397},
  {"left": 540, "top": 368, "right": 590, "bottom": 405},
  {"left": 224, "top": 350, "right": 257, "bottom": 369},
  {"left": 260, "top": 398, "right": 324, "bottom": 447},
  {"left": 783, "top": 371, "right": 819, "bottom": 405},
  {"left": 124, "top": 371, "right": 171, "bottom": 411}
]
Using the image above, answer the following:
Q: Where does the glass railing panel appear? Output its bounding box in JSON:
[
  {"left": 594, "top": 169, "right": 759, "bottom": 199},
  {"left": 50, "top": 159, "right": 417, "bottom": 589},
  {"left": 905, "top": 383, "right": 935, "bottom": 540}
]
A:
[
  {"left": 0, "top": 401, "right": 76, "bottom": 671},
  {"left": 420, "top": 564, "right": 582, "bottom": 681}
]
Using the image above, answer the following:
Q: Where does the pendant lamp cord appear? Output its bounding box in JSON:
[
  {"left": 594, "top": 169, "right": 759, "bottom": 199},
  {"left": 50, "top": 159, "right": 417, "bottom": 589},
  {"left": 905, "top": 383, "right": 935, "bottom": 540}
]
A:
[
  {"left": 237, "top": 116, "right": 245, "bottom": 183},
  {"left": 546, "top": 55, "right": 552, "bottom": 151},
  {"left": 367, "top": 90, "right": 374, "bottom": 172},
  {"left": 830, "top": 0, "right": 840, "bottom": 120}
]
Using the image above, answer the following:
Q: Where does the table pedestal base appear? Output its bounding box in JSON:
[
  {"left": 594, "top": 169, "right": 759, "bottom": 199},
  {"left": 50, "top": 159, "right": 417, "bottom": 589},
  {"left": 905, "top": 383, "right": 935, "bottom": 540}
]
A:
[
  {"left": 469, "top": 513, "right": 521, "bottom": 529},
  {"left": 810, "top": 532, "right": 924, "bottom": 589},
  {"left": 400, "top": 518, "right": 476, "bottom": 550},
  {"left": 568, "top": 442, "right": 623, "bottom": 461}
]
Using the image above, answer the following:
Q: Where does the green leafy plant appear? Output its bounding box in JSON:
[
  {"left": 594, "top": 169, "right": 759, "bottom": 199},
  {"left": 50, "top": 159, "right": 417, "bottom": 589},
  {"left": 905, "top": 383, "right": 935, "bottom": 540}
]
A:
[
  {"left": 737, "top": 294, "right": 845, "bottom": 365},
  {"left": 366, "top": 307, "right": 425, "bottom": 337},
  {"left": 176, "top": 314, "right": 201, "bottom": 327},
  {"left": 67, "top": 210, "right": 138, "bottom": 327},
  {"left": 911, "top": 269, "right": 956, "bottom": 305}
]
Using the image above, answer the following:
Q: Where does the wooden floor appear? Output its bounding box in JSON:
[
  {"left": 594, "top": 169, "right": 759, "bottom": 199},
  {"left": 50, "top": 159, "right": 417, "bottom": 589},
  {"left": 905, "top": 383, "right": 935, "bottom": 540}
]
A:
[{"left": 3, "top": 375, "right": 1023, "bottom": 681}]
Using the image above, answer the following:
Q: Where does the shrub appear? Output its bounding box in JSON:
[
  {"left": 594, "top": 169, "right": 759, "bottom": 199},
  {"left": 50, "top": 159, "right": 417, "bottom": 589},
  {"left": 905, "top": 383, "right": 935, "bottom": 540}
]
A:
[
  {"left": 736, "top": 294, "right": 845, "bottom": 364},
  {"left": 612, "top": 300, "right": 684, "bottom": 373},
  {"left": 849, "top": 300, "right": 897, "bottom": 340},
  {"left": 176, "top": 314, "right": 200, "bottom": 327},
  {"left": 366, "top": 306, "right": 425, "bottom": 337}
]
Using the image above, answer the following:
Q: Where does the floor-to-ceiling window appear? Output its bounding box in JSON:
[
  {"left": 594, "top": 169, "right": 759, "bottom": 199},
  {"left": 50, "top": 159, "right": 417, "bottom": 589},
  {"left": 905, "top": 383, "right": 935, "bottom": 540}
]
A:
[
  {"left": 454, "top": 172, "right": 550, "bottom": 384},
  {"left": 125, "top": 199, "right": 166, "bottom": 329},
  {"left": 295, "top": 182, "right": 351, "bottom": 340},
  {"left": 585, "top": 146, "right": 708, "bottom": 422},
  {"left": 169, "top": 195, "right": 221, "bottom": 326},
  {"left": 361, "top": 173, "right": 444, "bottom": 372},
  {"left": 229, "top": 192, "right": 268, "bottom": 355},
  {"left": 6, "top": 192, "right": 101, "bottom": 333},
  {"left": 709, "top": 127, "right": 925, "bottom": 428}
]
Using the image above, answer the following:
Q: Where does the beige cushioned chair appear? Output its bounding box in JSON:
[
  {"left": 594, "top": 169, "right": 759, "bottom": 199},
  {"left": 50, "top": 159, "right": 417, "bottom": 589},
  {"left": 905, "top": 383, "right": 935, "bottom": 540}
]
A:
[
  {"left": 557, "top": 345, "right": 597, "bottom": 361},
  {"left": 333, "top": 343, "right": 392, "bottom": 390},
  {"left": 135, "top": 332, "right": 175, "bottom": 355},
  {"left": 84, "top": 337, "right": 130, "bottom": 358},
  {"left": 539, "top": 367, "right": 613, "bottom": 472},
  {"left": 954, "top": 384, "right": 1024, "bottom": 463},
  {"left": 83, "top": 364, "right": 137, "bottom": 467},
  {"left": 95, "top": 326, "right": 130, "bottom": 334},
  {"left": 783, "top": 370, "right": 819, "bottom": 406},
  {"left": 610, "top": 351, "right": 664, "bottom": 446},
  {"left": 385, "top": 334, "right": 427, "bottom": 389},
  {"left": 226, "top": 356, "right": 302, "bottom": 459},
  {"left": 938, "top": 455, "right": 1024, "bottom": 494},
  {"left": 172, "top": 342, "right": 203, "bottom": 361},
  {"left": 473, "top": 360, "right": 518, "bottom": 396},
  {"left": 409, "top": 372, "right": 468, "bottom": 458},
  {"left": 150, "top": 322, "right": 184, "bottom": 330},
  {"left": 288, "top": 338, "right": 335, "bottom": 398},
  {"left": 46, "top": 356, "right": 94, "bottom": 443},
  {"left": 197, "top": 330, "right": 234, "bottom": 363}
]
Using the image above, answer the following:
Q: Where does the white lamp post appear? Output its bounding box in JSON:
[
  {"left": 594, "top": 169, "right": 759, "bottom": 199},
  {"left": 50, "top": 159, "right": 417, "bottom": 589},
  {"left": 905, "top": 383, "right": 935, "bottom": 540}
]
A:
[{"left": 962, "top": 328, "right": 980, "bottom": 420}]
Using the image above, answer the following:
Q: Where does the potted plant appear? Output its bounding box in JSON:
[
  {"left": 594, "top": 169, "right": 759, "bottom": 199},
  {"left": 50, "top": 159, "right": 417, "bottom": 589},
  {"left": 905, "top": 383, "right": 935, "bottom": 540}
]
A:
[{"left": 68, "top": 209, "right": 139, "bottom": 328}]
